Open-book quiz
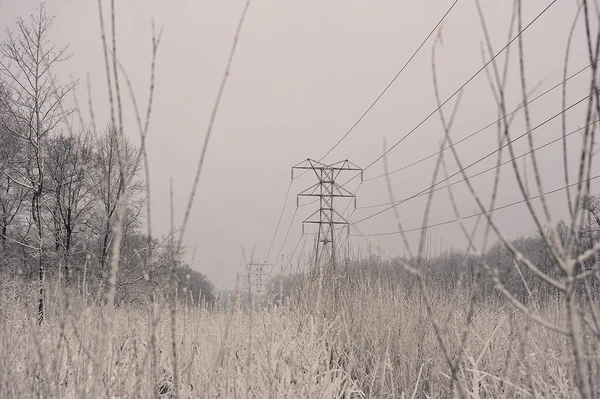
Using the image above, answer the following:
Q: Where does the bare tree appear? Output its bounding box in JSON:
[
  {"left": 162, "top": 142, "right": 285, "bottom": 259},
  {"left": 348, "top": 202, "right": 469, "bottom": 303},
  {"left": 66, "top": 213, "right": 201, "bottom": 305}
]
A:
[
  {"left": 0, "top": 83, "right": 27, "bottom": 263},
  {"left": 0, "top": 4, "right": 75, "bottom": 323},
  {"left": 582, "top": 194, "right": 600, "bottom": 228},
  {"left": 44, "top": 130, "right": 96, "bottom": 277},
  {"left": 92, "top": 125, "right": 144, "bottom": 276}
]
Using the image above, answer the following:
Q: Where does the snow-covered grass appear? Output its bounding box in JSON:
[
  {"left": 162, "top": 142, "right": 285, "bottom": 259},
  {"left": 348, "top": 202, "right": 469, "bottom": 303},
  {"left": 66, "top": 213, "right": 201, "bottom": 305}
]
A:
[{"left": 0, "top": 271, "right": 588, "bottom": 398}]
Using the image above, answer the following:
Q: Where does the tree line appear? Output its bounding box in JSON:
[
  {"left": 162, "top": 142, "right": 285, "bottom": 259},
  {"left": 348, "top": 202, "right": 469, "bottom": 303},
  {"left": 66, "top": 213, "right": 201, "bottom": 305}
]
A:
[
  {"left": 0, "top": 4, "right": 214, "bottom": 314},
  {"left": 273, "top": 199, "right": 600, "bottom": 309}
]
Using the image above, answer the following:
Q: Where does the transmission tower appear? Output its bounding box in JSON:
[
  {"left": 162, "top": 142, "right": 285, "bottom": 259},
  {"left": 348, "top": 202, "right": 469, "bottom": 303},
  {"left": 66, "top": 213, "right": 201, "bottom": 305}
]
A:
[
  {"left": 292, "top": 159, "right": 362, "bottom": 268},
  {"left": 245, "top": 261, "right": 269, "bottom": 297}
]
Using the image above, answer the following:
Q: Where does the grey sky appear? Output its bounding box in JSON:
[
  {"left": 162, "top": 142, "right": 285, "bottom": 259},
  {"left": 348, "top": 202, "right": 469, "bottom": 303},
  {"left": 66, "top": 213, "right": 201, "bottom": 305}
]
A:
[{"left": 0, "top": 0, "right": 596, "bottom": 288}]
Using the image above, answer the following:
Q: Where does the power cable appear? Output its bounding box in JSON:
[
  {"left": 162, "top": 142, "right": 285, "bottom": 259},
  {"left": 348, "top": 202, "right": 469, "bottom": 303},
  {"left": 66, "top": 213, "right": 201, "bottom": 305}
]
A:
[
  {"left": 352, "top": 174, "right": 600, "bottom": 236},
  {"left": 264, "top": 181, "right": 293, "bottom": 260},
  {"left": 358, "top": 117, "right": 595, "bottom": 209},
  {"left": 283, "top": 233, "right": 304, "bottom": 274},
  {"left": 351, "top": 92, "right": 592, "bottom": 225},
  {"left": 273, "top": 0, "right": 557, "bottom": 266},
  {"left": 361, "top": 0, "right": 558, "bottom": 174},
  {"left": 297, "top": 233, "right": 309, "bottom": 273},
  {"left": 319, "top": 0, "right": 460, "bottom": 162},
  {"left": 269, "top": 207, "right": 298, "bottom": 275},
  {"left": 363, "top": 61, "right": 593, "bottom": 182}
]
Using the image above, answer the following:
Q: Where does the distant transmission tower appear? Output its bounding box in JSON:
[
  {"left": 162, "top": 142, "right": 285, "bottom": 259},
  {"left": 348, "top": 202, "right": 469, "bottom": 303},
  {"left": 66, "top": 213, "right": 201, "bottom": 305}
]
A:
[
  {"left": 292, "top": 159, "right": 362, "bottom": 269},
  {"left": 246, "top": 261, "right": 269, "bottom": 297}
]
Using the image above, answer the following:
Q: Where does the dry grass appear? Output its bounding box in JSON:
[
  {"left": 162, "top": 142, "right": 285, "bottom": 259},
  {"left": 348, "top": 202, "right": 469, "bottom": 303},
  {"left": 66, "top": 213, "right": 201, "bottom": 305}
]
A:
[
  {"left": 1, "top": 1, "right": 597, "bottom": 398},
  {"left": 0, "top": 272, "right": 591, "bottom": 398}
]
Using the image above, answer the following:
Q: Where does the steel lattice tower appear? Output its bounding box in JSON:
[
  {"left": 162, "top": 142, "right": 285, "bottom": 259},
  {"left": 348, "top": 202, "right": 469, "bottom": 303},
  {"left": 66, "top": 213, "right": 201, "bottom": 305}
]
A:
[
  {"left": 292, "top": 159, "right": 362, "bottom": 268},
  {"left": 244, "top": 261, "right": 269, "bottom": 298}
]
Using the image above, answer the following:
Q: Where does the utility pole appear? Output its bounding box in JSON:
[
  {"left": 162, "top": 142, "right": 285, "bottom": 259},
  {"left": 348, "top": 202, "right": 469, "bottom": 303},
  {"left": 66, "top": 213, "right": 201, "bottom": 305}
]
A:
[{"left": 292, "top": 159, "right": 362, "bottom": 269}]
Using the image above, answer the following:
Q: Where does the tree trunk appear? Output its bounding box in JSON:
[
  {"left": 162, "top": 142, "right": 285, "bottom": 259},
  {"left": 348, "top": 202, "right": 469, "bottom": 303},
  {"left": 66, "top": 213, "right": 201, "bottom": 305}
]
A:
[
  {"left": 101, "top": 220, "right": 111, "bottom": 272},
  {"left": 33, "top": 190, "right": 44, "bottom": 325},
  {"left": 65, "top": 224, "right": 72, "bottom": 279},
  {"left": 0, "top": 217, "right": 7, "bottom": 273},
  {"left": 1, "top": 216, "right": 6, "bottom": 253}
]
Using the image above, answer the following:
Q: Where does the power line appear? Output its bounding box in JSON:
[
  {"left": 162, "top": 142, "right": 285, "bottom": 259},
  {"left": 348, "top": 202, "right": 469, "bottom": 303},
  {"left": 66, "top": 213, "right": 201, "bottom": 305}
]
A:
[
  {"left": 283, "top": 233, "right": 304, "bottom": 273},
  {"left": 265, "top": 181, "right": 293, "bottom": 260},
  {"left": 264, "top": 171, "right": 311, "bottom": 267},
  {"left": 269, "top": 0, "right": 557, "bottom": 267},
  {"left": 331, "top": 0, "right": 561, "bottom": 193},
  {"left": 299, "top": 198, "right": 319, "bottom": 208},
  {"left": 363, "top": 61, "right": 593, "bottom": 182},
  {"left": 351, "top": 92, "right": 592, "bottom": 225},
  {"left": 358, "top": 118, "right": 595, "bottom": 209},
  {"left": 361, "top": 0, "right": 558, "bottom": 173},
  {"left": 318, "top": 0, "right": 460, "bottom": 162},
  {"left": 264, "top": 165, "right": 317, "bottom": 268},
  {"left": 352, "top": 174, "right": 600, "bottom": 237},
  {"left": 269, "top": 207, "right": 297, "bottom": 275},
  {"left": 335, "top": 206, "right": 355, "bottom": 262},
  {"left": 297, "top": 233, "right": 309, "bottom": 272}
]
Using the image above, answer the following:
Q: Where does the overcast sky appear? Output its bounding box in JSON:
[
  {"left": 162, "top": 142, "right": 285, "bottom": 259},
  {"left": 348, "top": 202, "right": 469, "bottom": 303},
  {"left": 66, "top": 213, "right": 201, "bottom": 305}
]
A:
[{"left": 0, "top": 0, "right": 597, "bottom": 288}]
